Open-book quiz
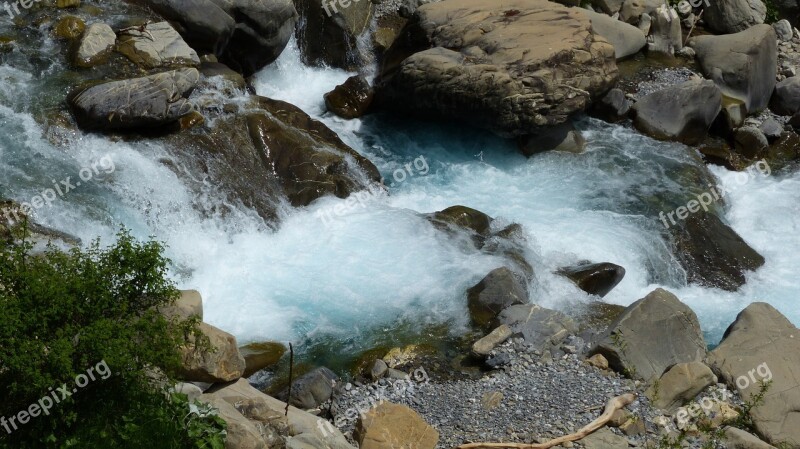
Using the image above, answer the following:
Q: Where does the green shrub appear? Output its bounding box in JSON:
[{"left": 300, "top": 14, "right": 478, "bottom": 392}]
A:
[{"left": 0, "top": 230, "right": 226, "bottom": 448}]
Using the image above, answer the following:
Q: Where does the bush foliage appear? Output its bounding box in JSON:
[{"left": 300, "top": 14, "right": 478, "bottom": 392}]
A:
[{"left": 0, "top": 230, "right": 226, "bottom": 448}]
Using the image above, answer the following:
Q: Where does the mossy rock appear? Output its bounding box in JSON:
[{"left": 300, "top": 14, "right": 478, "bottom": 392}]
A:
[
  {"left": 430, "top": 205, "right": 493, "bottom": 236},
  {"left": 53, "top": 16, "right": 85, "bottom": 40},
  {"left": 0, "top": 36, "right": 15, "bottom": 54},
  {"left": 240, "top": 341, "right": 286, "bottom": 378}
]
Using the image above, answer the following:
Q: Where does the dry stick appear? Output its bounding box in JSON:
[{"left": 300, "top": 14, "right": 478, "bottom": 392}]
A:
[
  {"left": 684, "top": 9, "right": 704, "bottom": 47},
  {"left": 285, "top": 343, "right": 294, "bottom": 417},
  {"left": 456, "top": 393, "right": 637, "bottom": 449}
]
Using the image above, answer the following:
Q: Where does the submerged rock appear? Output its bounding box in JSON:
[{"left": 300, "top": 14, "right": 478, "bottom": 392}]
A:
[
  {"left": 690, "top": 25, "right": 777, "bottom": 115},
  {"left": 375, "top": 0, "right": 618, "bottom": 137},
  {"left": 670, "top": 211, "right": 765, "bottom": 291},
  {"left": 708, "top": 303, "right": 800, "bottom": 447},
  {"left": 589, "top": 288, "right": 706, "bottom": 381},
  {"left": 68, "top": 68, "right": 199, "bottom": 131},
  {"left": 557, "top": 262, "right": 626, "bottom": 298}
]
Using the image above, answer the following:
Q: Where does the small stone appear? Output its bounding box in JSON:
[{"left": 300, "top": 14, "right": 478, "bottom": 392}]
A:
[
  {"left": 481, "top": 391, "right": 504, "bottom": 410},
  {"left": 586, "top": 353, "right": 609, "bottom": 370},
  {"left": 775, "top": 19, "right": 793, "bottom": 43},
  {"left": 370, "top": 359, "right": 388, "bottom": 380}
]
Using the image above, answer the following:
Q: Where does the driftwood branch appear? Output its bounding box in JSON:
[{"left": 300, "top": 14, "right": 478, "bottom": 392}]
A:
[
  {"left": 285, "top": 343, "right": 294, "bottom": 417},
  {"left": 684, "top": 9, "right": 703, "bottom": 47},
  {"left": 457, "top": 393, "right": 636, "bottom": 449}
]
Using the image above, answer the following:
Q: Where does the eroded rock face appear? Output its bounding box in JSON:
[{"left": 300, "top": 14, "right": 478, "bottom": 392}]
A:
[
  {"left": 708, "top": 303, "right": 800, "bottom": 448},
  {"left": 590, "top": 289, "right": 706, "bottom": 381},
  {"left": 631, "top": 79, "right": 722, "bottom": 144},
  {"left": 704, "top": 0, "right": 766, "bottom": 34},
  {"left": 68, "top": 68, "right": 199, "bottom": 131},
  {"left": 690, "top": 25, "right": 777, "bottom": 115},
  {"left": 376, "top": 0, "right": 618, "bottom": 137}
]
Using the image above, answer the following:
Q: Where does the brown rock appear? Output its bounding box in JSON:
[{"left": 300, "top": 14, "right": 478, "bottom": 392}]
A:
[
  {"left": 177, "top": 322, "right": 246, "bottom": 383},
  {"left": 354, "top": 402, "right": 439, "bottom": 449}
]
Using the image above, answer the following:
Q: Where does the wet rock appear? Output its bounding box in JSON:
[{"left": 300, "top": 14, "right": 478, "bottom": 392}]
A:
[
  {"left": 497, "top": 304, "right": 578, "bottom": 349},
  {"left": 589, "top": 288, "right": 706, "bottom": 381},
  {"left": 581, "top": 10, "right": 646, "bottom": 60},
  {"left": 324, "top": 75, "right": 374, "bottom": 119},
  {"left": 704, "top": 0, "right": 766, "bottom": 34},
  {"left": 770, "top": 76, "right": 800, "bottom": 116},
  {"left": 518, "top": 121, "right": 586, "bottom": 156},
  {"left": 73, "top": 23, "right": 116, "bottom": 67},
  {"left": 631, "top": 79, "right": 722, "bottom": 144},
  {"left": 370, "top": 359, "right": 388, "bottom": 380},
  {"left": 245, "top": 96, "right": 380, "bottom": 207},
  {"left": 589, "top": 88, "right": 631, "bottom": 123},
  {"left": 467, "top": 267, "right": 528, "bottom": 327},
  {"left": 708, "top": 303, "right": 800, "bottom": 447},
  {"left": 430, "top": 205, "right": 492, "bottom": 237},
  {"left": 68, "top": 68, "right": 199, "bottom": 131},
  {"left": 375, "top": 0, "right": 618, "bottom": 137},
  {"left": 295, "top": 0, "right": 373, "bottom": 70},
  {"left": 178, "top": 322, "right": 246, "bottom": 383},
  {"left": 670, "top": 211, "right": 765, "bottom": 291},
  {"left": 354, "top": 402, "right": 439, "bottom": 449},
  {"left": 557, "top": 262, "right": 626, "bottom": 298},
  {"left": 240, "top": 342, "right": 286, "bottom": 378},
  {"left": 690, "top": 25, "right": 777, "bottom": 114}
]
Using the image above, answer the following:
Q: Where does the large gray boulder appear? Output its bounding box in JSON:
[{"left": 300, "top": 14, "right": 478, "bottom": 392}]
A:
[
  {"left": 285, "top": 367, "right": 339, "bottom": 409},
  {"left": 213, "top": 0, "right": 298, "bottom": 76},
  {"left": 375, "top": 0, "right": 618, "bottom": 137},
  {"left": 631, "top": 79, "right": 722, "bottom": 144},
  {"left": 294, "top": 0, "right": 373, "bottom": 69},
  {"left": 690, "top": 25, "right": 777, "bottom": 115},
  {"left": 467, "top": 267, "right": 528, "bottom": 327},
  {"left": 704, "top": 0, "right": 767, "bottom": 34},
  {"left": 135, "top": 0, "right": 297, "bottom": 76},
  {"left": 619, "top": 0, "right": 663, "bottom": 23},
  {"left": 770, "top": 76, "right": 800, "bottom": 116},
  {"left": 589, "top": 289, "right": 707, "bottom": 381},
  {"left": 708, "top": 303, "right": 800, "bottom": 448},
  {"left": 68, "top": 68, "right": 199, "bottom": 131},
  {"left": 581, "top": 10, "right": 647, "bottom": 60},
  {"left": 131, "top": 0, "right": 236, "bottom": 54}
]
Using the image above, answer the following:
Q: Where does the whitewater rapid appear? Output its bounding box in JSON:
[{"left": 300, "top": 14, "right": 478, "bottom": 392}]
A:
[{"left": 1, "top": 38, "right": 798, "bottom": 360}]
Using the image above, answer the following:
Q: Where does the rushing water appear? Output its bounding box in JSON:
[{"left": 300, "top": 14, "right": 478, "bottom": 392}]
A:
[{"left": 1, "top": 35, "right": 798, "bottom": 365}]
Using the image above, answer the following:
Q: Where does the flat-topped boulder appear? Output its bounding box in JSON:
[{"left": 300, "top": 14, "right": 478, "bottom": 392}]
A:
[{"left": 375, "top": 0, "right": 618, "bottom": 137}]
